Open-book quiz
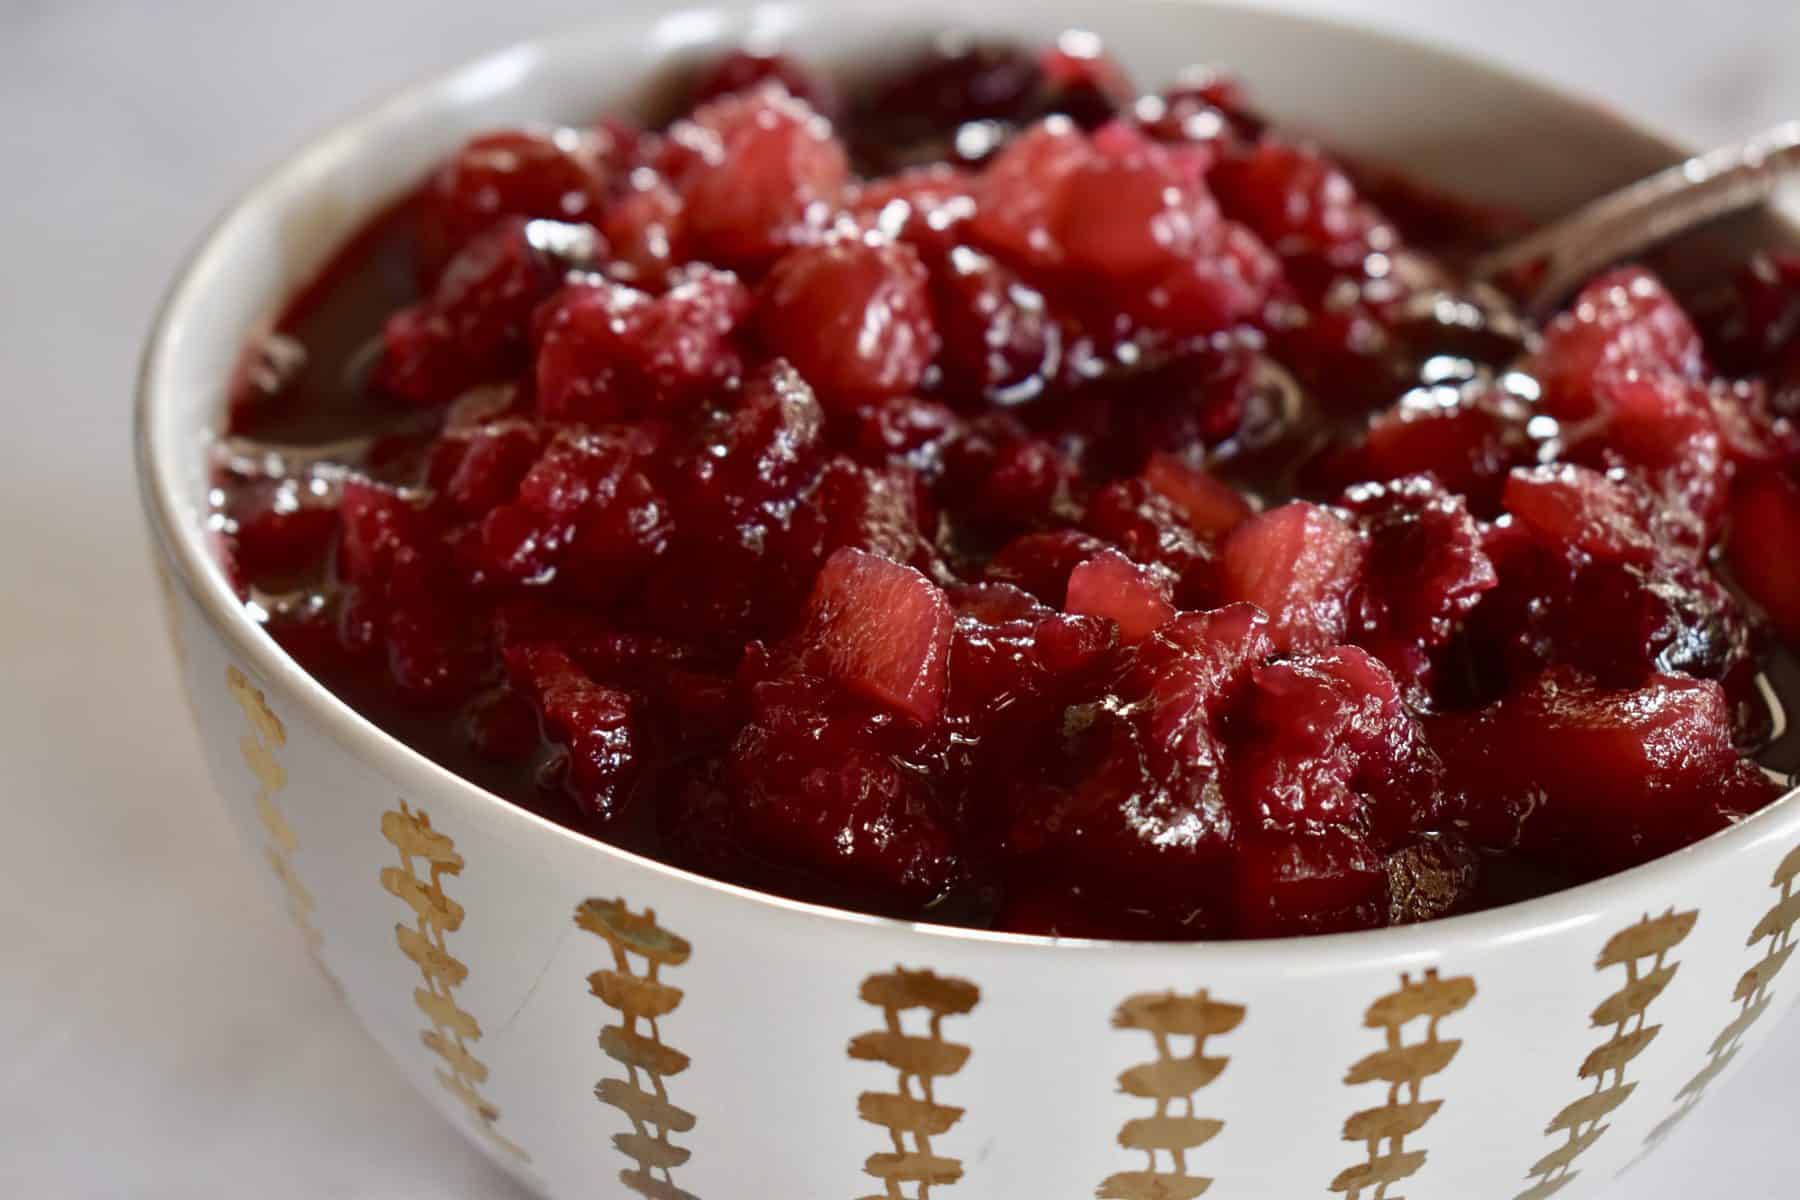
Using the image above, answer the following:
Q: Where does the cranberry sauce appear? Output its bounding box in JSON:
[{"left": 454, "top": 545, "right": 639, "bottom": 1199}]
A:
[{"left": 213, "top": 34, "right": 1800, "bottom": 939}]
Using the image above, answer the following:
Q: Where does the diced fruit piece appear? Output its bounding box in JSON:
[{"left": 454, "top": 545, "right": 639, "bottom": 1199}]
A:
[
  {"left": 1217, "top": 501, "right": 1366, "bottom": 652},
  {"left": 1051, "top": 121, "right": 1218, "bottom": 278},
  {"left": 1434, "top": 668, "right": 1778, "bottom": 874},
  {"left": 1501, "top": 463, "right": 1664, "bottom": 566},
  {"left": 1126, "top": 220, "right": 1280, "bottom": 336},
  {"left": 674, "top": 84, "right": 850, "bottom": 268},
  {"left": 1143, "top": 452, "right": 1255, "bottom": 539},
  {"left": 1525, "top": 267, "right": 1706, "bottom": 418},
  {"left": 969, "top": 118, "right": 1089, "bottom": 269},
  {"left": 800, "top": 548, "right": 954, "bottom": 725},
  {"left": 1729, "top": 469, "right": 1800, "bottom": 642},
  {"left": 1065, "top": 548, "right": 1176, "bottom": 642},
  {"left": 431, "top": 420, "right": 546, "bottom": 518},
  {"left": 758, "top": 238, "right": 939, "bottom": 404}
]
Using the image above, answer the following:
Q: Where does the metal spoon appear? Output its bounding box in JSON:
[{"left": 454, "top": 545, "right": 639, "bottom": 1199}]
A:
[{"left": 1471, "top": 120, "right": 1800, "bottom": 318}]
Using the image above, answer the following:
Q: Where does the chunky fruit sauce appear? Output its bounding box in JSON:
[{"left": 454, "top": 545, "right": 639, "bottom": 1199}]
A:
[{"left": 215, "top": 33, "right": 1800, "bottom": 939}]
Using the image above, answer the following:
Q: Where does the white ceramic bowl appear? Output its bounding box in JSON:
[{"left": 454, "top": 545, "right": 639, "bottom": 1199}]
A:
[{"left": 139, "top": 3, "right": 1800, "bottom": 1197}]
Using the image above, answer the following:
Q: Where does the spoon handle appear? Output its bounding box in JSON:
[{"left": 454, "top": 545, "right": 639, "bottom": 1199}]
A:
[{"left": 1472, "top": 120, "right": 1800, "bottom": 317}]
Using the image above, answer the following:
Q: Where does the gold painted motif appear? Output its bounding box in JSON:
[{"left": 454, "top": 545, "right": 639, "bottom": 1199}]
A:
[
  {"left": 226, "top": 665, "right": 321, "bottom": 956},
  {"left": 382, "top": 801, "right": 528, "bottom": 1162},
  {"left": 1100, "top": 989, "right": 1244, "bottom": 1200},
  {"left": 576, "top": 899, "right": 697, "bottom": 1200},
  {"left": 1330, "top": 968, "right": 1476, "bottom": 1200},
  {"left": 1639, "top": 844, "right": 1800, "bottom": 1152},
  {"left": 850, "top": 967, "right": 979, "bottom": 1200},
  {"left": 1514, "top": 908, "right": 1695, "bottom": 1198}
]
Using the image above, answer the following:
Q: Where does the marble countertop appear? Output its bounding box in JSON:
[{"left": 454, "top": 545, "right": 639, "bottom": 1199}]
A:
[{"left": 2, "top": 1, "right": 1795, "bottom": 1195}]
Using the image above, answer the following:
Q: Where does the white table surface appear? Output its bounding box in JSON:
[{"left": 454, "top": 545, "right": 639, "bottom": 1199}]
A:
[{"left": 3, "top": 1, "right": 1796, "bottom": 1195}]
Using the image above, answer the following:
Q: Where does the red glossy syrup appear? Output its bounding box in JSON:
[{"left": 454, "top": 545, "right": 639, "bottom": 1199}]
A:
[{"left": 214, "top": 36, "right": 1798, "bottom": 939}]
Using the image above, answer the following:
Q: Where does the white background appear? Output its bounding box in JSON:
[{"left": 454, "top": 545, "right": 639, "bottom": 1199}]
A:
[{"left": 3, "top": 1, "right": 1797, "bottom": 1195}]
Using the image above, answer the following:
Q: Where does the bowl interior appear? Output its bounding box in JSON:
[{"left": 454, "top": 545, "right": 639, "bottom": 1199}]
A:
[
  {"left": 145, "top": 0, "right": 1714, "bottom": 560},
  {"left": 140, "top": 0, "right": 1800, "bottom": 950}
]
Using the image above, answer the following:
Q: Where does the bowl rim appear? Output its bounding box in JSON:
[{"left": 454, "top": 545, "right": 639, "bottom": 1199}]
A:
[{"left": 137, "top": 0, "right": 1800, "bottom": 963}]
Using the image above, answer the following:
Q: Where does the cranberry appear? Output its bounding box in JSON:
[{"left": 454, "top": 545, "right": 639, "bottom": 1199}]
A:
[
  {"left": 850, "top": 39, "right": 1045, "bottom": 172},
  {"left": 939, "top": 415, "right": 1078, "bottom": 534},
  {"left": 1001, "top": 605, "right": 1274, "bottom": 936},
  {"left": 417, "top": 128, "right": 618, "bottom": 280},
  {"left": 867, "top": 39, "right": 1044, "bottom": 129},
  {"left": 1457, "top": 465, "right": 1759, "bottom": 718},
  {"left": 470, "top": 426, "right": 669, "bottom": 588},
  {"left": 1305, "top": 385, "right": 1539, "bottom": 518},
  {"left": 1339, "top": 476, "right": 1497, "bottom": 694},
  {"left": 1232, "top": 646, "right": 1446, "bottom": 842},
  {"left": 726, "top": 673, "right": 960, "bottom": 909},
  {"left": 684, "top": 50, "right": 839, "bottom": 120},
  {"left": 596, "top": 170, "right": 684, "bottom": 288},
  {"left": 1037, "top": 32, "right": 1135, "bottom": 129},
  {"left": 926, "top": 244, "right": 1060, "bottom": 404},
  {"left": 223, "top": 478, "right": 339, "bottom": 585},
  {"left": 506, "top": 643, "right": 647, "bottom": 827},
  {"left": 1081, "top": 478, "right": 1217, "bottom": 606},
  {"left": 533, "top": 265, "right": 750, "bottom": 423},
  {"left": 377, "top": 217, "right": 563, "bottom": 406},
  {"left": 985, "top": 529, "right": 1114, "bottom": 602},
  {"left": 1211, "top": 140, "right": 1388, "bottom": 270}
]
